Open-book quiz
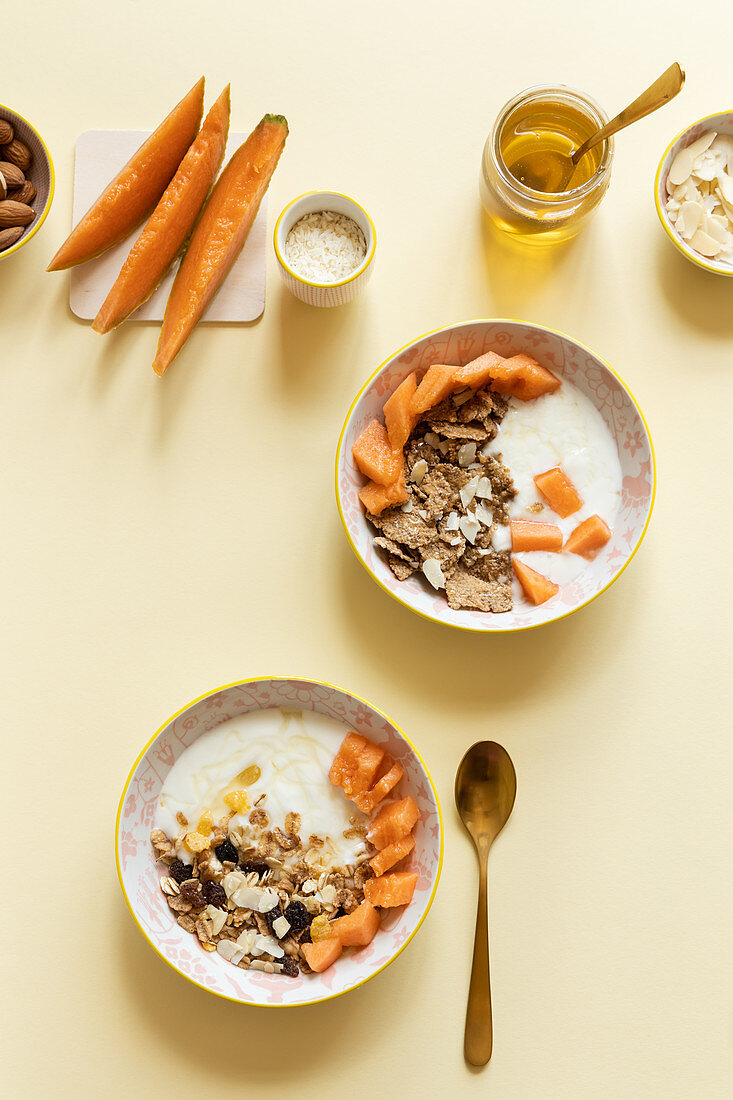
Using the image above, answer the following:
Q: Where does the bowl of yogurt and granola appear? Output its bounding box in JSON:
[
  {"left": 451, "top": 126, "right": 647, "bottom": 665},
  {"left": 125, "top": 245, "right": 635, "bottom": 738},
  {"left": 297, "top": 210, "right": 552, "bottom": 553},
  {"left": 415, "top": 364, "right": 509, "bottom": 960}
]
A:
[
  {"left": 117, "top": 677, "right": 442, "bottom": 1006},
  {"left": 336, "top": 319, "right": 655, "bottom": 632}
]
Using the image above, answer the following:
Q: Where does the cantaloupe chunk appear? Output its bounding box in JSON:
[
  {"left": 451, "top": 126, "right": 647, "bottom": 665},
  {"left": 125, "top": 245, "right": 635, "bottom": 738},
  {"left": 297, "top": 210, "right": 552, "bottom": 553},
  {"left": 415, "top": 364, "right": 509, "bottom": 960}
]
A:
[
  {"left": 451, "top": 351, "right": 507, "bottom": 390},
  {"left": 564, "top": 515, "right": 611, "bottom": 559},
  {"left": 534, "top": 466, "right": 583, "bottom": 518},
  {"left": 409, "top": 364, "right": 459, "bottom": 417},
  {"left": 489, "top": 354, "right": 561, "bottom": 401},
  {"left": 329, "top": 732, "right": 385, "bottom": 798},
  {"left": 358, "top": 467, "right": 407, "bottom": 515},
  {"left": 510, "top": 520, "right": 563, "bottom": 552},
  {"left": 352, "top": 420, "right": 403, "bottom": 487},
  {"left": 512, "top": 558, "right": 559, "bottom": 605},
  {"left": 353, "top": 760, "right": 404, "bottom": 813},
  {"left": 369, "top": 833, "right": 415, "bottom": 877},
  {"left": 367, "top": 796, "right": 420, "bottom": 851},
  {"left": 383, "top": 372, "right": 418, "bottom": 451},
  {"left": 331, "top": 902, "right": 381, "bottom": 947},
  {"left": 364, "top": 871, "right": 418, "bottom": 908},
  {"left": 302, "top": 937, "right": 342, "bottom": 973}
]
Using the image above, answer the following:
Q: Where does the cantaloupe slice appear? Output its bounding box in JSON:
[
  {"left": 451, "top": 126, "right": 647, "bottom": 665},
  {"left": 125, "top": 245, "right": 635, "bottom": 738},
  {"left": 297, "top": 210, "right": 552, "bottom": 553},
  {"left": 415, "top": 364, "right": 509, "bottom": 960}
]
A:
[
  {"left": 367, "top": 796, "right": 420, "bottom": 851},
  {"left": 302, "top": 937, "right": 342, "bottom": 973},
  {"left": 48, "top": 78, "right": 205, "bottom": 271},
  {"left": 364, "top": 871, "right": 418, "bottom": 908},
  {"left": 409, "top": 364, "right": 459, "bottom": 417},
  {"left": 369, "top": 833, "right": 415, "bottom": 877},
  {"left": 352, "top": 420, "right": 403, "bottom": 487},
  {"left": 512, "top": 558, "right": 559, "bottom": 605},
  {"left": 510, "top": 520, "right": 563, "bottom": 552},
  {"left": 451, "top": 351, "right": 507, "bottom": 390},
  {"left": 564, "top": 514, "right": 611, "bottom": 559},
  {"left": 489, "top": 354, "right": 561, "bottom": 401},
  {"left": 534, "top": 466, "right": 583, "bottom": 518},
  {"left": 383, "top": 372, "right": 418, "bottom": 451},
  {"left": 153, "top": 113, "right": 288, "bottom": 375},
  {"left": 358, "top": 467, "right": 408, "bottom": 515},
  {"left": 329, "top": 733, "right": 385, "bottom": 798},
  {"left": 93, "top": 86, "right": 231, "bottom": 334},
  {"left": 353, "top": 760, "right": 404, "bottom": 813},
  {"left": 331, "top": 902, "right": 381, "bottom": 947}
]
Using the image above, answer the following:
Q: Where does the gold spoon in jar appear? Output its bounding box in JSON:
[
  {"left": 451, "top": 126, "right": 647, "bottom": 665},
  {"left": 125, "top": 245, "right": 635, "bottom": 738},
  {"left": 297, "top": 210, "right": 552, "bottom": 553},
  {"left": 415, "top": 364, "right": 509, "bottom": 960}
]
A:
[
  {"left": 510, "top": 62, "right": 685, "bottom": 194},
  {"left": 455, "top": 740, "right": 517, "bottom": 1066}
]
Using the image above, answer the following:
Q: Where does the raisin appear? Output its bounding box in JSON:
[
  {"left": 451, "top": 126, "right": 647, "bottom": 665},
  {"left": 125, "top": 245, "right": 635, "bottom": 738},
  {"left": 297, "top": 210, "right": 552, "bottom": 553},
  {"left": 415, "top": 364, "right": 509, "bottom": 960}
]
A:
[
  {"left": 280, "top": 956, "right": 299, "bottom": 978},
  {"left": 169, "top": 859, "right": 192, "bottom": 885},
  {"left": 299, "top": 928, "right": 311, "bottom": 944},
  {"left": 214, "top": 839, "right": 238, "bottom": 864},
  {"left": 180, "top": 880, "right": 205, "bottom": 907},
  {"left": 202, "top": 881, "right": 226, "bottom": 909},
  {"left": 283, "top": 901, "right": 309, "bottom": 933},
  {"left": 240, "top": 860, "right": 269, "bottom": 878}
]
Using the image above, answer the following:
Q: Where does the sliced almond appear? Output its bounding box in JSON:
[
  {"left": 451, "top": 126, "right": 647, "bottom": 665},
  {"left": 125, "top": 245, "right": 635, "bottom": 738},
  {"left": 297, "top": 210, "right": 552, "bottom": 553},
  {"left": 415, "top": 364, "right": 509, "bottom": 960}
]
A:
[
  {"left": 668, "top": 130, "right": 717, "bottom": 186},
  {"left": 422, "top": 557, "right": 446, "bottom": 590},
  {"left": 688, "top": 228, "right": 724, "bottom": 257}
]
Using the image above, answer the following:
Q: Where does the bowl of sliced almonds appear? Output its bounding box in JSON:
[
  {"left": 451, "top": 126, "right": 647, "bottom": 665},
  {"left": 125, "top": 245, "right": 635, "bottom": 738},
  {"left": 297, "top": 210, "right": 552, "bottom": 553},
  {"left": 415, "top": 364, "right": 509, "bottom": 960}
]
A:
[
  {"left": 655, "top": 110, "right": 733, "bottom": 276},
  {"left": 0, "top": 105, "right": 55, "bottom": 261}
]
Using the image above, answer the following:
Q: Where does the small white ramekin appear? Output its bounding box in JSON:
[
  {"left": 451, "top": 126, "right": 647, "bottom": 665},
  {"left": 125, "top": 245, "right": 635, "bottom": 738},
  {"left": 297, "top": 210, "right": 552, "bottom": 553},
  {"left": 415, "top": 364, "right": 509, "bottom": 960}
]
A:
[{"left": 274, "top": 190, "right": 376, "bottom": 307}]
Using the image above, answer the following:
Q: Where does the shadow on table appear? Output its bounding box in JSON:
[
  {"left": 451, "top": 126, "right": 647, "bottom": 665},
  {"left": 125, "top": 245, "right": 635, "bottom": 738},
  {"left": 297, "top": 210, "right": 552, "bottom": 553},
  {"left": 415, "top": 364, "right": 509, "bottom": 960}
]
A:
[{"left": 654, "top": 237, "right": 733, "bottom": 342}]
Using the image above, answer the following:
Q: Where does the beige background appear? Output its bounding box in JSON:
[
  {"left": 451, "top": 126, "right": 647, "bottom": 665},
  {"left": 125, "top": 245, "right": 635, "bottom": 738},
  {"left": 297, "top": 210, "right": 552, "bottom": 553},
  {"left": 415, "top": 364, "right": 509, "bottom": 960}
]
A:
[{"left": 2, "top": 1, "right": 731, "bottom": 1096}]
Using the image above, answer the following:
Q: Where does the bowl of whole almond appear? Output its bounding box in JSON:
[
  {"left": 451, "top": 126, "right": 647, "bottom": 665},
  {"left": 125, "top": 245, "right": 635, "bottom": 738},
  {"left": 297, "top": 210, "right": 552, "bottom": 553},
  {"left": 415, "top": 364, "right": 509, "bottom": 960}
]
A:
[{"left": 0, "top": 105, "right": 54, "bottom": 260}]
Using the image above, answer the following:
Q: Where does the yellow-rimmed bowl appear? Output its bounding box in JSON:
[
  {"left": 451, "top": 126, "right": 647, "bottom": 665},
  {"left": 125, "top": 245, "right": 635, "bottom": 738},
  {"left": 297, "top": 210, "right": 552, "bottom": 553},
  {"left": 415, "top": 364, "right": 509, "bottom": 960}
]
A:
[
  {"left": 274, "top": 190, "right": 376, "bottom": 306},
  {"left": 336, "top": 319, "right": 656, "bottom": 634},
  {"left": 116, "top": 676, "right": 442, "bottom": 1007},
  {"left": 0, "top": 104, "right": 55, "bottom": 262},
  {"left": 655, "top": 111, "right": 733, "bottom": 277}
]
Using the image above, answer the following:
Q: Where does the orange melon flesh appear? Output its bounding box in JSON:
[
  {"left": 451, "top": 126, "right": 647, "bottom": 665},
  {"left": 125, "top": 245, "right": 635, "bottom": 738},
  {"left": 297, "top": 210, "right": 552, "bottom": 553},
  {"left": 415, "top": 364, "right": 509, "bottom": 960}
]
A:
[
  {"left": 358, "top": 467, "right": 407, "bottom": 515},
  {"left": 92, "top": 86, "right": 231, "bottom": 334},
  {"left": 353, "top": 760, "right": 404, "bottom": 813},
  {"left": 153, "top": 113, "right": 288, "bottom": 375},
  {"left": 409, "top": 364, "right": 460, "bottom": 417},
  {"left": 510, "top": 520, "right": 563, "bottom": 552},
  {"left": 452, "top": 351, "right": 507, "bottom": 390},
  {"left": 534, "top": 466, "right": 583, "bottom": 518},
  {"left": 364, "top": 871, "right": 418, "bottom": 908},
  {"left": 489, "top": 353, "right": 561, "bottom": 401},
  {"left": 512, "top": 558, "right": 559, "bottom": 605},
  {"left": 367, "top": 796, "right": 420, "bottom": 851},
  {"left": 352, "top": 419, "right": 403, "bottom": 487},
  {"left": 331, "top": 902, "right": 381, "bottom": 947},
  {"left": 369, "top": 833, "right": 415, "bottom": 877},
  {"left": 302, "top": 937, "right": 342, "bottom": 973},
  {"left": 564, "top": 514, "right": 611, "bottom": 559},
  {"left": 329, "top": 733, "right": 385, "bottom": 798},
  {"left": 383, "top": 372, "right": 418, "bottom": 451},
  {"left": 48, "top": 78, "right": 205, "bottom": 271}
]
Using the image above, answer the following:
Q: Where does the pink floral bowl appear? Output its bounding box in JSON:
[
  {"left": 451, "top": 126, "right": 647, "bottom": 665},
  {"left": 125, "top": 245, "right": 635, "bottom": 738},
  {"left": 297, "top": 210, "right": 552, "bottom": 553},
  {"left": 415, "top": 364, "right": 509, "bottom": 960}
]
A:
[
  {"left": 116, "top": 676, "right": 443, "bottom": 1007},
  {"left": 336, "top": 319, "right": 655, "bottom": 633}
]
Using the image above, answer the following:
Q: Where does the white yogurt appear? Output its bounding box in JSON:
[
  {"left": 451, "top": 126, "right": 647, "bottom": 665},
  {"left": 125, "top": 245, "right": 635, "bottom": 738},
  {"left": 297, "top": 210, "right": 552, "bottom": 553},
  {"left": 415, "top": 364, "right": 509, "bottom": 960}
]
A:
[
  {"left": 486, "top": 379, "right": 622, "bottom": 596},
  {"left": 155, "top": 708, "right": 367, "bottom": 869}
]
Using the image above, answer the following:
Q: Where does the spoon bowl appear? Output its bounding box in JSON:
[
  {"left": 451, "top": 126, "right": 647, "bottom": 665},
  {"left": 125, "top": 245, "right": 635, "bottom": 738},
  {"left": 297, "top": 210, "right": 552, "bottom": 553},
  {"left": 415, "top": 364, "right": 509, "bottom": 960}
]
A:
[{"left": 455, "top": 741, "right": 517, "bottom": 1066}]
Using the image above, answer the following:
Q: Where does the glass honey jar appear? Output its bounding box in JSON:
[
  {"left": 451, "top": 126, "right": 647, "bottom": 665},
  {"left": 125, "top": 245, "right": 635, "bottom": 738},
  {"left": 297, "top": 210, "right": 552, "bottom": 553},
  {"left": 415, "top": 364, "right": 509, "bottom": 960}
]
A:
[{"left": 480, "top": 85, "right": 614, "bottom": 244}]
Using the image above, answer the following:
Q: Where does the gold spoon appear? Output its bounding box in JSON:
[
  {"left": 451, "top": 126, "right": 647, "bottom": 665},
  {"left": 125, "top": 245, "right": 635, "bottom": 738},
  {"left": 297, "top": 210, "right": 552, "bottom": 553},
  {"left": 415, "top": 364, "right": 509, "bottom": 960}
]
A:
[
  {"left": 455, "top": 740, "right": 517, "bottom": 1066},
  {"left": 510, "top": 62, "right": 685, "bottom": 194}
]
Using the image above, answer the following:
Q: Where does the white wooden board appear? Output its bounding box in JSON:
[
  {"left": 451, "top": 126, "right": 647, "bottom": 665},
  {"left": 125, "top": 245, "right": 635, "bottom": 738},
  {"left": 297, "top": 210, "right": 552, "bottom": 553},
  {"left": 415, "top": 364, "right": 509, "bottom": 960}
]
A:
[{"left": 69, "top": 130, "right": 267, "bottom": 322}]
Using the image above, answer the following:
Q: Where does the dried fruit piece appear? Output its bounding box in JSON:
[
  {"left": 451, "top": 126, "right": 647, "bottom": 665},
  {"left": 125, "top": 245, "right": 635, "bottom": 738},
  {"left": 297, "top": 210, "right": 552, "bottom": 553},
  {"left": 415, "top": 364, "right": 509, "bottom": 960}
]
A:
[
  {"left": 202, "top": 881, "right": 226, "bottom": 908},
  {"left": 236, "top": 764, "right": 261, "bottom": 786},
  {"left": 183, "top": 831, "right": 208, "bottom": 853},
  {"left": 214, "top": 838, "right": 238, "bottom": 863},
  {"left": 309, "top": 915, "right": 334, "bottom": 942},
  {"left": 280, "top": 956, "right": 300, "bottom": 978},
  {"left": 197, "top": 810, "right": 214, "bottom": 836},
  {"left": 239, "top": 859, "right": 269, "bottom": 877},
  {"left": 169, "top": 859, "right": 192, "bottom": 884},
  {"left": 180, "top": 879, "right": 205, "bottom": 907},
  {"left": 223, "top": 789, "right": 250, "bottom": 813},
  {"left": 284, "top": 901, "right": 310, "bottom": 933}
]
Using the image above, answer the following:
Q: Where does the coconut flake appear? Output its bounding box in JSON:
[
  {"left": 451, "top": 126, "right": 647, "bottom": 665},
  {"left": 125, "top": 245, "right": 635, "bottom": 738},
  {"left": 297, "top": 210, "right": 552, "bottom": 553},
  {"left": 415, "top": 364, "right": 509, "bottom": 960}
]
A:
[{"left": 422, "top": 557, "right": 446, "bottom": 589}]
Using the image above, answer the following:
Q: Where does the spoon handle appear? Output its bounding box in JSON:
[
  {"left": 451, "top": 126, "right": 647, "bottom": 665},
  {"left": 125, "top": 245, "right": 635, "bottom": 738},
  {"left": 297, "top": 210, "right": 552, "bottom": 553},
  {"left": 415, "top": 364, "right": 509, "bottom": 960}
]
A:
[
  {"left": 572, "top": 62, "right": 685, "bottom": 165},
  {"left": 465, "top": 855, "right": 492, "bottom": 1065}
]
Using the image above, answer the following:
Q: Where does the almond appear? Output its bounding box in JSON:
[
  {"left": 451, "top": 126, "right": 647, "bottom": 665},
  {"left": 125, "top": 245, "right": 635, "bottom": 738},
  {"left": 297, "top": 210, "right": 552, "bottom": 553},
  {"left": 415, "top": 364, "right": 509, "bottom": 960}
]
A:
[
  {"left": 0, "top": 170, "right": 6, "bottom": 202},
  {"left": 10, "top": 180, "right": 36, "bottom": 205},
  {"left": 1, "top": 138, "right": 32, "bottom": 172},
  {"left": 0, "top": 199, "right": 35, "bottom": 228},
  {"left": 0, "top": 225, "right": 24, "bottom": 251},
  {"left": 0, "top": 161, "right": 24, "bottom": 189},
  {"left": 0, "top": 119, "right": 13, "bottom": 145}
]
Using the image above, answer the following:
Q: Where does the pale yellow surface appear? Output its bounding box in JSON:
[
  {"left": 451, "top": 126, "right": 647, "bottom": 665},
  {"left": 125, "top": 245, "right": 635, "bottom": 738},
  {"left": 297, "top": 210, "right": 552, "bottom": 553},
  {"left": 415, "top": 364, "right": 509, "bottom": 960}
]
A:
[{"left": 2, "top": 0, "right": 732, "bottom": 1096}]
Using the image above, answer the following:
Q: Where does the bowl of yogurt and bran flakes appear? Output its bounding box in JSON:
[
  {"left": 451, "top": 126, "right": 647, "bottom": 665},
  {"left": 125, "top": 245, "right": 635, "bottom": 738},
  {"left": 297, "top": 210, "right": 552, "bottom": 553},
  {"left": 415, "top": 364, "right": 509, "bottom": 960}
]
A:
[
  {"left": 117, "top": 677, "right": 442, "bottom": 1007},
  {"left": 336, "top": 319, "right": 655, "bottom": 633},
  {"left": 655, "top": 111, "right": 733, "bottom": 276}
]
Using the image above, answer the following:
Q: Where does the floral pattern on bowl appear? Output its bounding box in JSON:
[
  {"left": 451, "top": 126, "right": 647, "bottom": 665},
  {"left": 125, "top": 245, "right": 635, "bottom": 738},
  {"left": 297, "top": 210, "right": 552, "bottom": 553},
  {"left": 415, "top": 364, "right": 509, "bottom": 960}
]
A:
[
  {"left": 116, "top": 677, "right": 443, "bottom": 1007},
  {"left": 336, "top": 319, "right": 655, "bottom": 632}
]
